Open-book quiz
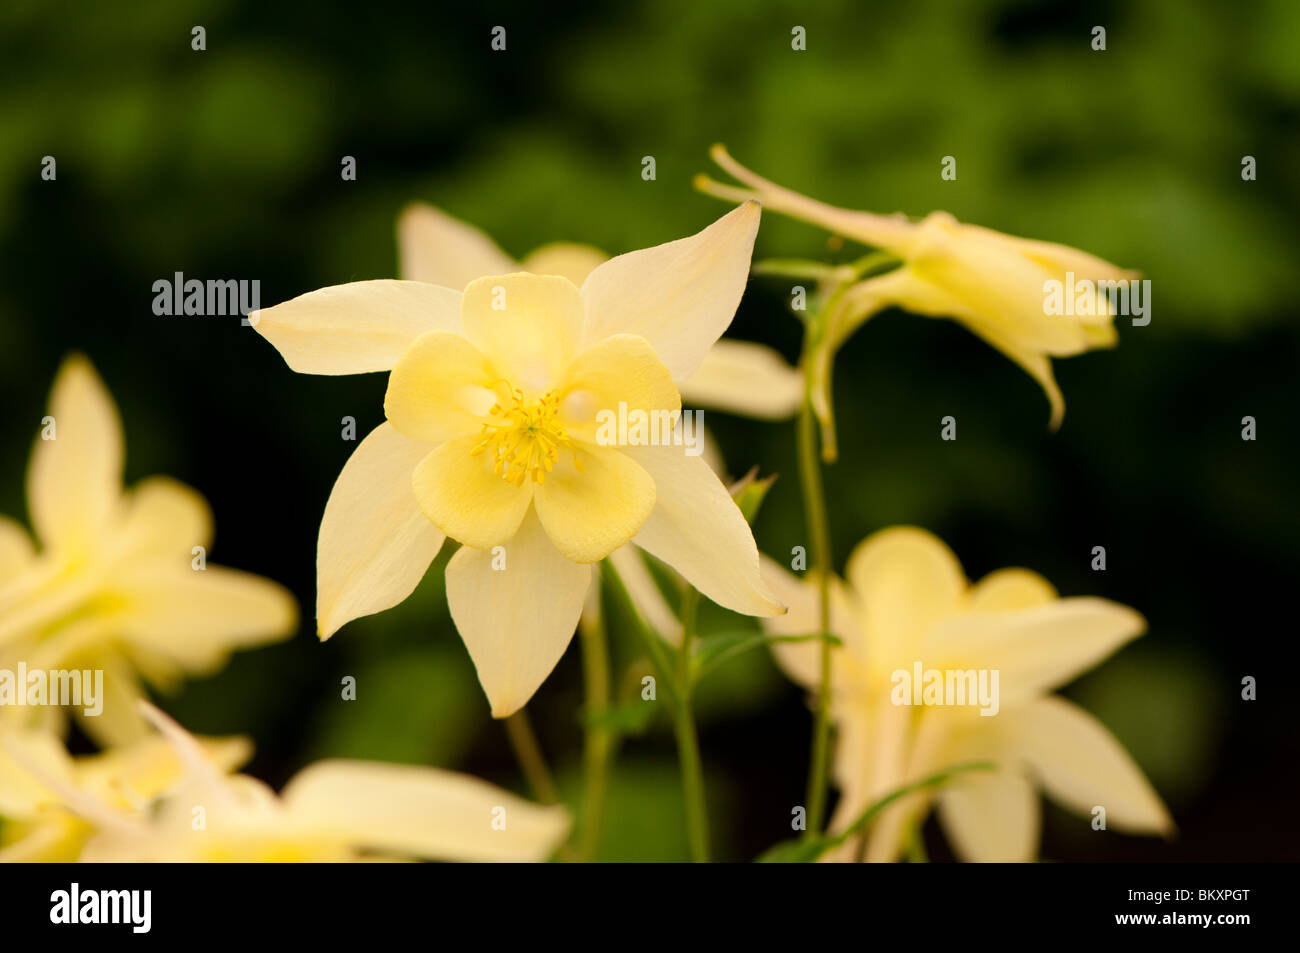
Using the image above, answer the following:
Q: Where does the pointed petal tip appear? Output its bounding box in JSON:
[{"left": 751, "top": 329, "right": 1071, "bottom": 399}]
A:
[{"left": 488, "top": 699, "right": 522, "bottom": 720}]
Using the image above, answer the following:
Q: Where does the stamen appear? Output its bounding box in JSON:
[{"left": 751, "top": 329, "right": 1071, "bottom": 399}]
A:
[{"left": 472, "top": 382, "right": 578, "bottom": 485}]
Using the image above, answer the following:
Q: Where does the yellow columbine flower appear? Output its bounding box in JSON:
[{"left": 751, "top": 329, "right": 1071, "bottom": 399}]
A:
[
  {"left": 762, "top": 527, "right": 1172, "bottom": 862},
  {"left": 397, "top": 201, "right": 803, "bottom": 420},
  {"left": 70, "top": 705, "right": 569, "bottom": 862},
  {"left": 698, "top": 145, "right": 1140, "bottom": 434},
  {"left": 0, "top": 725, "right": 250, "bottom": 861},
  {"left": 401, "top": 202, "right": 792, "bottom": 644},
  {"left": 251, "top": 203, "right": 785, "bottom": 716},
  {"left": 0, "top": 356, "right": 297, "bottom": 745}
]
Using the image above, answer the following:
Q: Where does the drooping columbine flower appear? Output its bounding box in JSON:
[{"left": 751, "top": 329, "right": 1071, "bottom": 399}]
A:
[
  {"left": 72, "top": 705, "right": 569, "bottom": 862},
  {"left": 397, "top": 201, "right": 803, "bottom": 420},
  {"left": 251, "top": 203, "right": 785, "bottom": 716},
  {"left": 697, "top": 145, "right": 1140, "bottom": 434},
  {"left": 0, "top": 724, "right": 250, "bottom": 861},
  {"left": 762, "top": 527, "right": 1171, "bottom": 862},
  {"left": 0, "top": 356, "right": 297, "bottom": 745}
]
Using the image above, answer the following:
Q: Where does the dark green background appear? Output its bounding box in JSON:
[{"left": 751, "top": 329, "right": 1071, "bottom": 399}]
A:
[{"left": 1, "top": 0, "right": 1295, "bottom": 860}]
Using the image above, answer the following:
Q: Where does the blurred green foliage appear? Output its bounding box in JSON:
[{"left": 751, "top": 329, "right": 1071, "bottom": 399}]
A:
[{"left": 1, "top": 0, "right": 1295, "bottom": 860}]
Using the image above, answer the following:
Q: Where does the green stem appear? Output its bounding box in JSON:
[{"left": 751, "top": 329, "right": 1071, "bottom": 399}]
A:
[
  {"left": 601, "top": 560, "right": 710, "bottom": 862},
  {"left": 673, "top": 587, "right": 709, "bottom": 862},
  {"left": 504, "top": 708, "right": 559, "bottom": 806},
  {"left": 578, "top": 606, "right": 612, "bottom": 861},
  {"left": 798, "top": 329, "right": 836, "bottom": 837}
]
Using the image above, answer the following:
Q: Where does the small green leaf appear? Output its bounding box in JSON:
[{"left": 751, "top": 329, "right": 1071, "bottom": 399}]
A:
[
  {"left": 691, "top": 630, "right": 838, "bottom": 684},
  {"left": 581, "top": 698, "right": 659, "bottom": 735},
  {"left": 755, "top": 761, "right": 996, "bottom": 862},
  {"left": 729, "top": 468, "right": 777, "bottom": 523}
]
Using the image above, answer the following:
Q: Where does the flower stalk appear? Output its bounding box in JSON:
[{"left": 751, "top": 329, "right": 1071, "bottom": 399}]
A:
[
  {"left": 600, "top": 559, "right": 710, "bottom": 862},
  {"left": 797, "top": 316, "right": 837, "bottom": 837},
  {"left": 578, "top": 606, "right": 612, "bottom": 860},
  {"left": 504, "top": 709, "right": 560, "bottom": 806}
]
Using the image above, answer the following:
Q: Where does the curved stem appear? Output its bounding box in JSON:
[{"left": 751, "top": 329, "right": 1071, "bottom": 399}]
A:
[
  {"left": 798, "top": 333, "right": 836, "bottom": 837},
  {"left": 504, "top": 708, "right": 559, "bottom": 806}
]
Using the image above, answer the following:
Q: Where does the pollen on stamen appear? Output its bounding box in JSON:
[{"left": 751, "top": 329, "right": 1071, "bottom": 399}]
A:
[{"left": 473, "top": 381, "right": 575, "bottom": 486}]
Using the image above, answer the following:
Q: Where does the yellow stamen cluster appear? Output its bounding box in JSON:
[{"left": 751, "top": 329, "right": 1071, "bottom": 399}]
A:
[{"left": 470, "top": 383, "right": 581, "bottom": 486}]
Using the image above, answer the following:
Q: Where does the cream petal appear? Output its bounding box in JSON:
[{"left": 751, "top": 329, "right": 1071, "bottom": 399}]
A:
[
  {"left": 1003, "top": 696, "right": 1172, "bottom": 835},
  {"left": 835, "top": 268, "right": 1071, "bottom": 430},
  {"left": 317, "top": 423, "right": 446, "bottom": 639},
  {"left": 927, "top": 597, "right": 1146, "bottom": 707},
  {"left": 698, "top": 426, "right": 727, "bottom": 479},
  {"left": 0, "top": 729, "right": 74, "bottom": 818},
  {"left": 282, "top": 759, "right": 570, "bottom": 862},
  {"left": 519, "top": 242, "right": 607, "bottom": 286},
  {"left": 461, "top": 273, "right": 584, "bottom": 391},
  {"left": 27, "top": 355, "right": 124, "bottom": 554},
  {"left": 112, "top": 565, "right": 298, "bottom": 675},
  {"left": 679, "top": 339, "right": 802, "bottom": 419},
  {"left": 445, "top": 510, "right": 591, "bottom": 717},
  {"left": 860, "top": 706, "right": 955, "bottom": 862},
  {"left": 906, "top": 218, "right": 1093, "bottom": 356},
  {"left": 383, "top": 330, "right": 499, "bottom": 445},
  {"left": 397, "top": 202, "right": 516, "bottom": 289},
  {"left": 968, "top": 567, "right": 1057, "bottom": 610},
  {"left": 580, "top": 202, "right": 760, "bottom": 381},
  {"left": 624, "top": 445, "right": 783, "bottom": 617},
  {"left": 844, "top": 526, "right": 966, "bottom": 674},
  {"left": 76, "top": 733, "right": 252, "bottom": 804},
  {"left": 555, "top": 333, "right": 681, "bottom": 444},
  {"left": 75, "top": 652, "right": 151, "bottom": 748},
  {"left": 249, "top": 280, "right": 462, "bottom": 375},
  {"left": 116, "top": 477, "right": 214, "bottom": 563},
  {"left": 532, "top": 446, "right": 655, "bottom": 564},
  {"left": 0, "top": 566, "right": 96, "bottom": 648},
  {"left": 937, "top": 765, "right": 1040, "bottom": 862},
  {"left": 607, "top": 545, "right": 681, "bottom": 644},
  {"left": 411, "top": 435, "right": 534, "bottom": 550},
  {"left": 969, "top": 223, "right": 1139, "bottom": 285},
  {"left": 760, "top": 555, "right": 860, "bottom": 691}
]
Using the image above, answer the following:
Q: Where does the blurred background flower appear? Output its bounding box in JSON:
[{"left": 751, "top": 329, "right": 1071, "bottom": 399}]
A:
[{"left": 0, "top": 0, "right": 1294, "bottom": 860}]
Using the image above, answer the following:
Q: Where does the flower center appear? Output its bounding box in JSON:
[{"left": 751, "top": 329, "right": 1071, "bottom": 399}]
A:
[{"left": 470, "top": 382, "right": 581, "bottom": 486}]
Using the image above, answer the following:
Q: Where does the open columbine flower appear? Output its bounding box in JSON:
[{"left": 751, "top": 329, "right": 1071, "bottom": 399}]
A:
[
  {"left": 402, "top": 203, "right": 794, "bottom": 645},
  {"left": 72, "top": 705, "right": 569, "bottom": 862},
  {"left": 698, "top": 145, "right": 1139, "bottom": 432},
  {"left": 397, "top": 202, "right": 802, "bottom": 419},
  {"left": 762, "top": 526, "right": 1171, "bottom": 862},
  {"left": 0, "top": 356, "right": 297, "bottom": 745},
  {"left": 0, "top": 724, "right": 249, "bottom": 861},
  {"left": 251, "top": 203, "right": 785, "bottom": 716}
]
